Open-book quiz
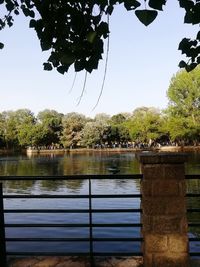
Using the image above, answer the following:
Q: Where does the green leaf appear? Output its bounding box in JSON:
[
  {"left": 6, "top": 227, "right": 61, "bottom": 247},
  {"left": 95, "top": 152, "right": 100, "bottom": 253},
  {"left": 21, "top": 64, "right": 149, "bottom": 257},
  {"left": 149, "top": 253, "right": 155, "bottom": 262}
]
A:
[
  {"left": 5, "top": 2, "right": 15, "bottom": 11},
  {"left": 197, "top": 56, "right": 200, "bottom": 64},
  {"left": 178, "top": 60, "right": 187, "bottom": 68},
  {"left": 184, "top": 11, "right": 193, "bottom": 24},
  {"left": 124, "top": 0, "right": 140, "bottom": 11},
  {"left": 41, "top": 41, "right": 51, "bottom": 51},
  {"left": 43, "top": 62, "right": 53, "bottom": 71},
  {"left": 60, "top": 53, "right": 75, "bottom": 65},
  {"left": 86, "top": 31, "right": 97, "bottom": 44},
  {"left": 97, "top": 22, "right": 109, "bottom": 38},
  {"left": 185, "top": 62, "right": 197, "bottom": 72},
  {"left": 0, "top": 42, "right": 4, "bottom": 49},
  {"left": 57, "top": 65, "right": 69, "bottom": 74},
  {"left": 74, "top": 60, "right": 85, "bottom": 72},
  {"left": 135, "top": 9, "right": 158, "bottom": 26},
  {"left": 14, "top": 9, "right": 19, "bottom": 15},
  {"left": 148, "top": 0, "right": 166, "bottom": 11},
  {"left": 106, "top": 5, "right": 114, "bottom": 15},
  {"left": 29, "top": 10, "right": 35, "bottom": 18},
  {"left": 179, "top": 0, "right": 194, "bottom": 10},
  {"left": 29, "top": 19, "right": 36, "bottom": 28}
]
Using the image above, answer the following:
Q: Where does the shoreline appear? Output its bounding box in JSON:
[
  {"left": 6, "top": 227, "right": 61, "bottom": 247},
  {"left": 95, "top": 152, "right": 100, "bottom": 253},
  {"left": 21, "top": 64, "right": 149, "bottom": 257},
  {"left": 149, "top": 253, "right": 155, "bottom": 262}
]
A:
[
  {"left": 26, "top": 146, "right": 200, "bottom": 154},
  {"left": 1, "top": 146, "right": 200, "bottom": 155}
]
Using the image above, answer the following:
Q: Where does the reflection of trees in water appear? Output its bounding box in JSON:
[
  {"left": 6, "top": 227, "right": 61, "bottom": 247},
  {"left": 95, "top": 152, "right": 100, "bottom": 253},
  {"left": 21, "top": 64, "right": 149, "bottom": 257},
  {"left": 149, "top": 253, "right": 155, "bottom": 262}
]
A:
[
  {"left": 0, "top": 154, "right": 65, "bottom": 176},
  {"left": 39, "top": 180, "right": 63, "bottom": 191},
  {"left": 3, "top": 180, "right": 35, "bottom": 194},
  {"left": 62, "top": 180, "right": 85, "bottom": 193},
  {"left": 187, "top": 179, "right": 200, "bottom": 236},
  {"left": 60, "top": 151, "right": 140, "bottom": 175},
  {"left": 39, "top": 179, "right": 85, "bottom": 193},
  {"left": 185, "top": 152, "right": 200, "bottom": 175}
]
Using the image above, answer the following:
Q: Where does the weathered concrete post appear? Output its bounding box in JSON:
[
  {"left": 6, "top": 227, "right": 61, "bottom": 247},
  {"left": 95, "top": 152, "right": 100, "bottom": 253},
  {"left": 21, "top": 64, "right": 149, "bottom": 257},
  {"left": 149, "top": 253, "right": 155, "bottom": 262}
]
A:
[{"left": 139, "top": 153, "right": 189, "bottom": 267}]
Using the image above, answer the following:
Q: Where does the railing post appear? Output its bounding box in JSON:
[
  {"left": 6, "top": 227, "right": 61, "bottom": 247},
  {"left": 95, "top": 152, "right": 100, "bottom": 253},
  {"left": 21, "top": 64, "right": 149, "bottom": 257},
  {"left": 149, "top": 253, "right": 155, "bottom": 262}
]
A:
[
  {"left": 139, "top": 153, "right": 189, "bottom": 267},
  {"left": 88, "top": 178, "right": 94, "bottom": 266},
  {"left": 0, "top": 183, "right": 7, "bottom": 267}
]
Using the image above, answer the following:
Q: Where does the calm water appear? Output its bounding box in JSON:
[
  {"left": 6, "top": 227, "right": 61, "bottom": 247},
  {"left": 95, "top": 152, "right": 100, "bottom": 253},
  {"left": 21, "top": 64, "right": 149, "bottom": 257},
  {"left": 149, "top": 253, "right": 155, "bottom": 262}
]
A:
[{"left": 0, "top": 151, "right": 200, "bottom": 255}]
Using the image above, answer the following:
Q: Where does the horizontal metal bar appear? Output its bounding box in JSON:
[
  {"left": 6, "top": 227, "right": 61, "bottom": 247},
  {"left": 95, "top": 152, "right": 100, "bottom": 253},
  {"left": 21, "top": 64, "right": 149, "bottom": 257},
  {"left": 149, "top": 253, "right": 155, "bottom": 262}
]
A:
[
  {"left": 3, "top": 194, "right": 142, "bottom": 199},
  {"left": 5, "top": 223, "right": 142, "bottom": 228},
  {"left": 186, "top": 194, "right": 200, "bottom": 197},
  {"left": 6, "top": 251, "right": 143, "bottom": 256},
  {"left": 0, "top": 174, "right": 143, "bottom": 181},
  {"left": 4, "top": 208, "right": 142, "bottom": 213},
  {"left": 189, "top": 237, "right": 200, "bottom": 242},
  {"left": 6, "top": 237, "right": 143, "bottom": 242},
  {"left": 185, "top": 175, "right": 200, "bottom": 180},
  {"left": 86, "top": 237, "right": 143, "bottom": 242},
  {"left": 6, "top": 252, "right": 90, "bottom": 256},
  {"left": 188, "top": 223, "right": 200, "bottom": 227},
  {"left": 187, "top": 209, "right": 200, "bottom": 213},
  {"left": 6, "top": 238, "right": 92, "bottom": 242},
  {"left": 189, "top": 252, "right": 200, "bottom": 256}
]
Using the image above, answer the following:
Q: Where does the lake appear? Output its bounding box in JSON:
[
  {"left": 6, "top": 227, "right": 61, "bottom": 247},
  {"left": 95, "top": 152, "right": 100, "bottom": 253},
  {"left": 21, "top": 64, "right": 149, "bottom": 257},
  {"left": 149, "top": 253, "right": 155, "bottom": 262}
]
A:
[{"left": 0, "top": 151, "right": 200, "bottom": 255}]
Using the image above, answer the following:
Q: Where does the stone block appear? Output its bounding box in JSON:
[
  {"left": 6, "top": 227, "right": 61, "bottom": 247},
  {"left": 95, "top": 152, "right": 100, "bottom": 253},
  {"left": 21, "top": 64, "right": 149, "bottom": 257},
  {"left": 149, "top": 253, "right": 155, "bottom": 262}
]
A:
[
  {"left": 179, "top": 181, "right": 187, "bottom": 196},
  {"left": 165, "top": 197, "right": 186, "bottom": 215},
  {"left": 145, "top": 234, "right": 168, "bottom": 252},
  {"left": 141, "top": 214, "right": 152, "bottom": 233},
  {"left": 168, "top": 234, "right": 189, "bottom": 253},
  {"left": 141, "top": 180, "right": 152, "bottom": 196},
  {"left": 153, "top": 253, "right": 189, "bottom": 267},
  {"left": 142, "top": 197, "right": 186, "bottom": 216},
  {"left": 152, "top": 216, "right": 183, "bottom": 234},
  {"left": 143, "top": 253, "right": 153, "bottom": 266},
  {"left": 152, "top": 180, "right": 180, "bottom": 197},
  {"left": 139, "top": 153, "right": 188, "bottom": 164},
  {"left": 142, "top": 198, "right": 166, "bottom": 215},
  {"left": 164, "top": 164, "right": 185, "bottom": 180},
  {"left": 142, "top": 165, "right": 165, "bottom": 180}
]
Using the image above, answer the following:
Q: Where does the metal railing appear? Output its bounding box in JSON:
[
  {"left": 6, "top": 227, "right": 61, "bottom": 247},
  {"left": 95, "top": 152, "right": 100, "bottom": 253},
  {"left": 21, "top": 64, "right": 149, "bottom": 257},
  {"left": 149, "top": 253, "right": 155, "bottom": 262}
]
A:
[
  {"left": 0, "top": 174, "right": 143, "bottom": 266},
  {"left": 0, "top": 174, "right": 199, "bottom": 266},
  {"left": 186, "top": 174, "right": 200, "bottom": 257}
]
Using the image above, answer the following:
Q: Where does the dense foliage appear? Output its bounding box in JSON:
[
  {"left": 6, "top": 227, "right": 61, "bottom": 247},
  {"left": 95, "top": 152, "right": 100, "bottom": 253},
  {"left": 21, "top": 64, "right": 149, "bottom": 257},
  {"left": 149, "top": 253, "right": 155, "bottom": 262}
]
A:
[
  {"left": 1, "top": 67, "right": 200, "bottom": 149},
  {"left": 1, "top": 0, "right": 200, "bottom": 73}
]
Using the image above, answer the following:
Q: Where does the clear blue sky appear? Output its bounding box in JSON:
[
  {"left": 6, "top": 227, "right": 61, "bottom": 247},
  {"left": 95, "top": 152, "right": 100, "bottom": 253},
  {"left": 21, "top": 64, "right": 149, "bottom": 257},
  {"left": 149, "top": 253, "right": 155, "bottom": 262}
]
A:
[{"left": 0, "top": 1, "right": 198, "bottom": 117}]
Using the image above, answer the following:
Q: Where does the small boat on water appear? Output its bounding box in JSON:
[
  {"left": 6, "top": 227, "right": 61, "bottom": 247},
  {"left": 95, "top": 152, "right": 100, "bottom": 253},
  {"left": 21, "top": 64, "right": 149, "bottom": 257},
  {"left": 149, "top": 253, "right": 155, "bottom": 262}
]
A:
[{"left": 107, "top": 166, "right": 120, "bottom": 174}]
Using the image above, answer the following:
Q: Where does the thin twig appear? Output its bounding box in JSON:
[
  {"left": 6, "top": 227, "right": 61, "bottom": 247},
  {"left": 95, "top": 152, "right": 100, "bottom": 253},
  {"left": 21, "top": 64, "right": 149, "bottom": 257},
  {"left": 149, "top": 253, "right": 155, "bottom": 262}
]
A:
[
  {"left": 92, "top": 14, "right": 110, "bottom": 111},
  {"left": 68, "top": 72, "right": 77, "bottom": 94},
  {"left": 76, "top": 71, "right": 88, "bottom": 106}
]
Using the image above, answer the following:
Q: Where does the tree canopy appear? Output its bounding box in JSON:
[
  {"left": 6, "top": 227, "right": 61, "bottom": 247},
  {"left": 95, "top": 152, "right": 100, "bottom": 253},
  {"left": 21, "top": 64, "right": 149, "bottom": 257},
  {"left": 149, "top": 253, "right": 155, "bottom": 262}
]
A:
[
  {"left": 164, "top": 66, "right": 200, "bottom": 144},
  {"left": 1, "top": 0, "right": 200, "bottom": 74},
  {"left": 0, "top": 67, "right": 200, "bottom": 148}
]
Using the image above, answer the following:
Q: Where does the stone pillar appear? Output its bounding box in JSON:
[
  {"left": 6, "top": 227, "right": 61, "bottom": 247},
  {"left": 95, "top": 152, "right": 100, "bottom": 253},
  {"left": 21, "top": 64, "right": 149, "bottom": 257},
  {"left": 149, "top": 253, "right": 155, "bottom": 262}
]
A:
[{"left": 139, "top": 153, "right": 189, "bottom": 267}]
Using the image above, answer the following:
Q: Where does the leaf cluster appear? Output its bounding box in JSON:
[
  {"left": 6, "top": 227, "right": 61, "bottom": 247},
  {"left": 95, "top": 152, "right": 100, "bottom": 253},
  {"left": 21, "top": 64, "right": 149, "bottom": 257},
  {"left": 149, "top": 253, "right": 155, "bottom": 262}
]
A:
[{"left": 1, "top": 0, "right": 199, "bottom": 73}]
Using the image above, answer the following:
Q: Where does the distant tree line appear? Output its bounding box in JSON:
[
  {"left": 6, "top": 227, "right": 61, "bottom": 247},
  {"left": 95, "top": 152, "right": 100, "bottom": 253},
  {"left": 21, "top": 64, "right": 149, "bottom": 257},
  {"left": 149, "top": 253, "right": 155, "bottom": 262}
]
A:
[{"left": 1, "top": 67, "right": 200, "bottom": 149}]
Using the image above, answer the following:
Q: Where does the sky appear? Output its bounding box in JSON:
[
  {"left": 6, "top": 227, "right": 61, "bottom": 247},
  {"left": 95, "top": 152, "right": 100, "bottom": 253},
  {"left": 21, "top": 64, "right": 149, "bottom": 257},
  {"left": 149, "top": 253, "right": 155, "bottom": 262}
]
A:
[{"left": 0, "top": 1, "right": 199, "bottom": 117}]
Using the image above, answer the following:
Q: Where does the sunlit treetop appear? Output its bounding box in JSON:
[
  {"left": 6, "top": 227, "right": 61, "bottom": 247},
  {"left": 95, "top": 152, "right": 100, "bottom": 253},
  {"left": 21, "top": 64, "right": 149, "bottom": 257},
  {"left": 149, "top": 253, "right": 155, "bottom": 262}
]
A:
[{"left": 1, "top": 0, "right": 200, "bottom": 74}]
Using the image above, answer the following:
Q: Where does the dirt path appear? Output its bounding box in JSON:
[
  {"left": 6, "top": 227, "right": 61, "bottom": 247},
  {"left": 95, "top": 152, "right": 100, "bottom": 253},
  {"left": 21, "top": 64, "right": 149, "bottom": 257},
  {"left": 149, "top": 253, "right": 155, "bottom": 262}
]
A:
[{"left": 8, "top": 256, "right": 143, "bottom": 267}]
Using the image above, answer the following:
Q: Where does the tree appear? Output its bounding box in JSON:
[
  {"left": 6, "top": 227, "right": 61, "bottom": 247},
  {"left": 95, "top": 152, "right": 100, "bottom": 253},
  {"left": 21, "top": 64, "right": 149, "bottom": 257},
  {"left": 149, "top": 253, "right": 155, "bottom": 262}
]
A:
[
  {"left": 0, "top": 113, "right": 6, "bottom": 147},
  {"left": 61, "top": 112, "right": 87, "bottom": 148},
  {"left": 165, "top": 66, "right": 200, "bottom": 144},
  {"left": 81, "top": 121, "right": 102, "bottom": 148},
  {"left": 110, "top": 113, "right": 130, "bottom": 146},
  {"left": 37, "top": 109, "right": 63, "bottom": 146},
  {"left": 1, "top": 111, "right": 19, "bottom": 148},
  {"left": 0, "top": 0, "right": 200, "bottom": 74},
  {"left": 81, "top": 113, "right": 111, "bottom": 147},
  {"left": 14, "top": 109, "right": 36, "bottom": 147},
  {"left": 125, "top": 107, "right": 163, "bottom": 144}
]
